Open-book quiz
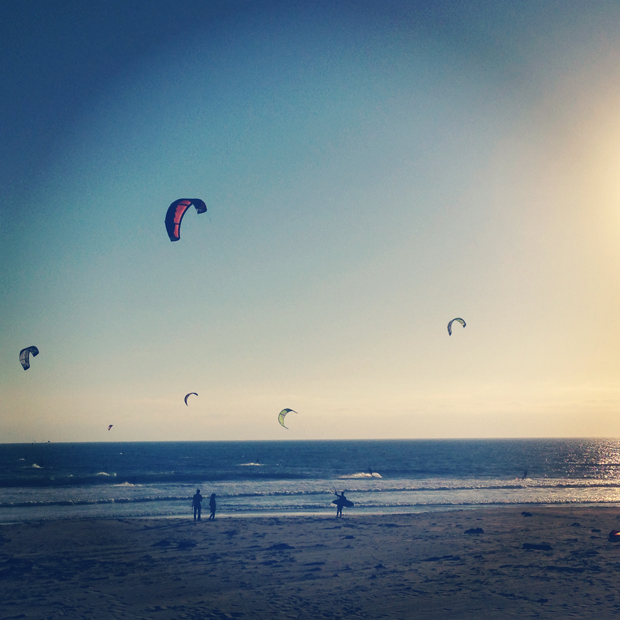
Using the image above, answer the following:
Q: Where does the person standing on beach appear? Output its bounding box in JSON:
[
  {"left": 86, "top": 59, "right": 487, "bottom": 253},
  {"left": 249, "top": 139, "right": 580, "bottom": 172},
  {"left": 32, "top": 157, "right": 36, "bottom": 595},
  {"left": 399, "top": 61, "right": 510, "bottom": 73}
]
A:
[
  {"left": 334, "top": 490, "right": 348, "bottom": 518},
  {"left": 209, "top": 493, "right": 216, "bottom": 520},
  {"left": 192, "top": 489, "right": 203, "bottom": 521}
]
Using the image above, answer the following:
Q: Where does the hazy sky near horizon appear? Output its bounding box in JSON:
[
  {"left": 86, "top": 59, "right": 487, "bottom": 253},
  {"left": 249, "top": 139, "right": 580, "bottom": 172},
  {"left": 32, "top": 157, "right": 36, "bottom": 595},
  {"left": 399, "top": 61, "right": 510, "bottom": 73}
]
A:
[{"left": 2, "top": 0, "right": 620, "bottom": 442}]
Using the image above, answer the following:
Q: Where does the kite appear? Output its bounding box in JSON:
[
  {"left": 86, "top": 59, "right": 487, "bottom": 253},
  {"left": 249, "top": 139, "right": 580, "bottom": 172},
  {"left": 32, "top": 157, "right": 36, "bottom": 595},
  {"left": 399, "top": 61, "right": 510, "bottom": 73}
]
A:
[
  {"left": 278, "top": 408, "right": 296, "bottom": 429},
  {"left": 184, "top": 392, "right": 198, "bottom": 406},
  {"left": 164, "top": 199, "right": 207, "bottom": 242},
  {"left": 19, "top": 346, "right": 39, "bottom": 370},
  {"left": 447, "top": 318, "right": 466, "bottom": 336},
  {"left": 108, "top": 425, "right": 113, "bottom": 431}
]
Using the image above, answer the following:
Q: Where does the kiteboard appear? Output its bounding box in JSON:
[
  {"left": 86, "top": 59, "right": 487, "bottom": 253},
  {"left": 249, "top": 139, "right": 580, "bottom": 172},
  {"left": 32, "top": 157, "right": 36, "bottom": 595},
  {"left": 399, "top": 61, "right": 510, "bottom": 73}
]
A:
[{"left": 332, "top": 498, "right": 354, "bottom": 507}]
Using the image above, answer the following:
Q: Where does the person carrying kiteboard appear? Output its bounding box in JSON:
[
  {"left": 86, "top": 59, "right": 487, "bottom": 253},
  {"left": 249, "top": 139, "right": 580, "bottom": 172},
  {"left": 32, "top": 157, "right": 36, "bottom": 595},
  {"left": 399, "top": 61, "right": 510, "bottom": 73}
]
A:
[{"left": 333, "top": 489, "right": 353, "bottom": 518}]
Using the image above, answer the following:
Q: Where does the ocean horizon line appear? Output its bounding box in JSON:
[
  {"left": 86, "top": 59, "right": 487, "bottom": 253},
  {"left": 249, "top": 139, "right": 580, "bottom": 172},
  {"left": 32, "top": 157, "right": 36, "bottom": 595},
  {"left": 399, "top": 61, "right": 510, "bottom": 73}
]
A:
[{"left": 2, "top": 436, "right": 618, "bottom": 446}]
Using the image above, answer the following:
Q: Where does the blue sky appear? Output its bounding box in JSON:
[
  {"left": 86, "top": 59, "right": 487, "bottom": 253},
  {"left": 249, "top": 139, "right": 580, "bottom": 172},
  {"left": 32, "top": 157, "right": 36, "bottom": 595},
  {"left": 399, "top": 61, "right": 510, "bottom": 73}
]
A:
[{"left": 2, "top": 1, "right": 620, "bottom": 442}]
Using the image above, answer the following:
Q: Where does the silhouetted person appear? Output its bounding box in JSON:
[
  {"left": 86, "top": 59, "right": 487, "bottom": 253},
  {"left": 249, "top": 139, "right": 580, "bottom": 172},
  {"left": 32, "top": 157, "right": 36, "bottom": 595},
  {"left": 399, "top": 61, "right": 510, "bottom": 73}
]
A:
[
  {"left": 192, "top": 489, "right": 203, "bottom": 521},
  {"left": 334, "top": 490, "right": 348, "bottom": 518},
  {"left": 209, "top": 493, "right": 216, "bottom": 520}
]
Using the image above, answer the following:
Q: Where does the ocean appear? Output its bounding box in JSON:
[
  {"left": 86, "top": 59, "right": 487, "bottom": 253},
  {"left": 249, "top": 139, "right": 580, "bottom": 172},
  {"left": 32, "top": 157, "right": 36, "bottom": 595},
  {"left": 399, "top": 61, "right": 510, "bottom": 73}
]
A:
[{"left": 1, "top": 439, "right": 620, "bottom": 522}]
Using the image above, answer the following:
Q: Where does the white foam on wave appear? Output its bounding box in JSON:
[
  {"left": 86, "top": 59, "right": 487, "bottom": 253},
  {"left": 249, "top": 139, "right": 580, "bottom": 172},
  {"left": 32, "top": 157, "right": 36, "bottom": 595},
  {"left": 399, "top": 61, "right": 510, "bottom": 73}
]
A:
[
  {"left": 339, "top": 472, "right": 382, "bottom": 479},
  {"left": 95, "top": 472, "right": 117, "bottom": 477},
  {"left": 239, "top": 462, "right": 262, "bottom": 467}
]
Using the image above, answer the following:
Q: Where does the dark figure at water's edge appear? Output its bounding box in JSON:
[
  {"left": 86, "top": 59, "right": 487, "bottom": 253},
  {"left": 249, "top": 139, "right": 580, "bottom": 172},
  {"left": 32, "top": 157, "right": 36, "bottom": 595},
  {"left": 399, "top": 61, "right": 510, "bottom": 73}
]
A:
[
  {"left": 333, "top": 490, "right": 352, "bottom": 518},
  {"left": 209, "top": 493, "right": 216, "bottom": 520},
  {"left": 192, "top": 489, "right": 203, "bottom": 521}
]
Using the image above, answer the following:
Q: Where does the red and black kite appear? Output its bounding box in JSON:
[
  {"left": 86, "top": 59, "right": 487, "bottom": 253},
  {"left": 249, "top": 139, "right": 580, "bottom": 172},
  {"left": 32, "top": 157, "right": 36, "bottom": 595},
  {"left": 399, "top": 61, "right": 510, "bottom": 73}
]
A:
[{"left": 164, "top": 199, "right": 207, "bottom": 242}]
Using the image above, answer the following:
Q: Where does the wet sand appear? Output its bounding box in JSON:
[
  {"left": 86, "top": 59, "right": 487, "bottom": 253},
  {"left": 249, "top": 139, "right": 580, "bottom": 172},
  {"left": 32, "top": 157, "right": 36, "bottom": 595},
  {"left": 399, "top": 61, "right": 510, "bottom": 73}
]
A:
[{"left": 2, "top": 506, "right": 620, "bottom": 619}]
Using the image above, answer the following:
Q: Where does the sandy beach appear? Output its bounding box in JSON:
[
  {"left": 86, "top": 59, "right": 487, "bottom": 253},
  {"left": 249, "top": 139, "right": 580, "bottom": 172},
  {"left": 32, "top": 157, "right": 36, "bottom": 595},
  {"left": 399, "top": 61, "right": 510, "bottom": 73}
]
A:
[{"left": 2, "top": 506, "right": 620, "bottom": 619}]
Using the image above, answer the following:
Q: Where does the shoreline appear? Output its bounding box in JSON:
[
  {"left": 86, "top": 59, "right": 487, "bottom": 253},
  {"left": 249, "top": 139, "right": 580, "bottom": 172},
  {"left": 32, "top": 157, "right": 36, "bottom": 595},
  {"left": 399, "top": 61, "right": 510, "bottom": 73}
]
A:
[
  {"left": 3, "top": 500, "right": 620, "bottom": 525},
  {"left": 3, "top": 505, "right": 620, "bottom": 618}
]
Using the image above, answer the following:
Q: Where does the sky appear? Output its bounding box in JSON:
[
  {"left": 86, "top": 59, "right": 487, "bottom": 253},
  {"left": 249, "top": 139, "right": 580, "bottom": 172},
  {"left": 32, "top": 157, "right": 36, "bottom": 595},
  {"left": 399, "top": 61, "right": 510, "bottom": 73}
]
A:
[{"left": 2, "top": 0, "right": 620, "bottom": 442}]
